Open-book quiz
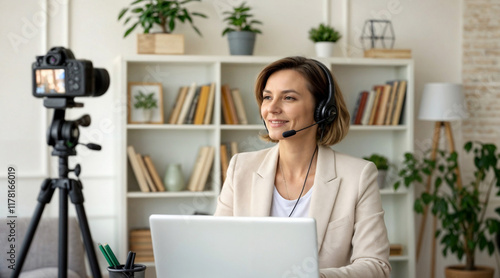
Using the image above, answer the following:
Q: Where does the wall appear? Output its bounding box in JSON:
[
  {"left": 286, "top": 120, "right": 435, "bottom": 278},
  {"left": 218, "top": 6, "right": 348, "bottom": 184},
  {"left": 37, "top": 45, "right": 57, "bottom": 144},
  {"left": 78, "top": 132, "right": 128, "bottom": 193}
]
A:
[{"left": 0, "top": 0, "right": 462, "bottom": 276}]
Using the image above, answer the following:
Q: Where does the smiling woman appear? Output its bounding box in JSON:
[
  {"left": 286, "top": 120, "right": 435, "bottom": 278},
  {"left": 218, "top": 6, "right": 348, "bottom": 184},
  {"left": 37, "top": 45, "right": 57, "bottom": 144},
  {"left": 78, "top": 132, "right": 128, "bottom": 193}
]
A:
[{"left": 215, "top": 56, "right": 391, "bottom": 278}]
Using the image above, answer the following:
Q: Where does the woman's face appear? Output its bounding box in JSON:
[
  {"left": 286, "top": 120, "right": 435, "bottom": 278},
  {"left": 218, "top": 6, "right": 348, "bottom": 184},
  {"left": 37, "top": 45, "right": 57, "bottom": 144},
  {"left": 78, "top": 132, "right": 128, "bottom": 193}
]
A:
[{"left": 261, "top": 69, "right": 317, "bottom": 141}]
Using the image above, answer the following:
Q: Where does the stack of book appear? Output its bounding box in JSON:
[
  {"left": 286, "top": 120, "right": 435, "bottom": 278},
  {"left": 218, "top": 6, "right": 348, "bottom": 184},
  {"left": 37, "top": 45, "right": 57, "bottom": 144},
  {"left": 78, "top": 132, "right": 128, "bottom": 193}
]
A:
[
  {"left": 186, "top": 145, "right": 215, "bottom": 192},
  {"left": 129, "top": 229, "right": 154, "bottom": 262},
  {"left": 390, "top": 244, "right": 404, "bottom": 256},
  {"left": 351, "top": 80, "right": 407, "bottom": 126},
  {"left": 220, "top": 141, "right": 239, "bottom": 184},
  {"left": 221, "top": 84, "right": 248, "bottom": 125},
  {"left": 167, "top": 82, "right": 216, "bottom": 125},
  {"left": 127, "top": 145, "right": 166, "bottom": 192}
]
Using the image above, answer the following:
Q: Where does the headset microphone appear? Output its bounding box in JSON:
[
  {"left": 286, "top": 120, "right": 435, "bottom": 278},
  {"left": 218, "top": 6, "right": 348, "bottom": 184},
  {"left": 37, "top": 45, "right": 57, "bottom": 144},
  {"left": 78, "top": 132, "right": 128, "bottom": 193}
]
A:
[{"left": 282, "top": 118, "right": 328, "bottom": 138}]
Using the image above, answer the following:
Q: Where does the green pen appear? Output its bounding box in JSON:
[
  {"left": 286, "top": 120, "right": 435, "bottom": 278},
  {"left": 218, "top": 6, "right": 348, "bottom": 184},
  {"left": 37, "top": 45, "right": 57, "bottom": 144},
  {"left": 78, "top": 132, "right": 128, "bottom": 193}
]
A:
[
  {"left": 98, "top": 243, "right": 114, "bottom": 267},
  {"left": 104, "top": 243, "right": 121, "bottom": 267}
]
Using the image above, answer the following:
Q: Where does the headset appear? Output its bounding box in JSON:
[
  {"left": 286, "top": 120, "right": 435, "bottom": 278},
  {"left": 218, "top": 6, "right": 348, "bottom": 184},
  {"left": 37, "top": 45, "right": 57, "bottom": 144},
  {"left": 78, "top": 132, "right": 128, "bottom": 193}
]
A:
[{"left": 312, "top": 59, "right": 338, "bottom": 128}]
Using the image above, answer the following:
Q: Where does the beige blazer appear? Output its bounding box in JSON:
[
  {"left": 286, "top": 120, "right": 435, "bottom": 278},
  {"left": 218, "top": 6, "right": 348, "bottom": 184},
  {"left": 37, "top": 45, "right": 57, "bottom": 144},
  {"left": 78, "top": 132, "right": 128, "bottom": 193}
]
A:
[{"left": 215, "top": 144, "right": 391, "bottom": 278}]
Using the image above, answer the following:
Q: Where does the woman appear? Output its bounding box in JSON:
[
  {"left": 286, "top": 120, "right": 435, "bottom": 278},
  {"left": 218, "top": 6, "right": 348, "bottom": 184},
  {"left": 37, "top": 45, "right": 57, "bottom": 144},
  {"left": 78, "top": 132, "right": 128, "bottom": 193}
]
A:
[{"left": 215, "top": 56, "right": 391, "bottom": 278}]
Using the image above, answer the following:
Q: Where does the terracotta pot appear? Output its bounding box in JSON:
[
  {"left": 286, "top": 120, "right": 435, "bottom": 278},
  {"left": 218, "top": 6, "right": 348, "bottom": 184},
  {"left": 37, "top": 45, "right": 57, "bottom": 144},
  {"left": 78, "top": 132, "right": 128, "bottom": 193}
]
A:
[{"left": 445, "top": 265, "right": 494, "bottom": 278}]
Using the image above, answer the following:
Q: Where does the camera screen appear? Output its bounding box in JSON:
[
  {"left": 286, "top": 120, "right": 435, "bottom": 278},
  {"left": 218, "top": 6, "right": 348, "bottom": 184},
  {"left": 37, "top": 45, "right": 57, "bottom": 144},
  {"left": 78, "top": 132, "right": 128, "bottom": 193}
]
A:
[{"left": 35, "top": 69, "right": 65, "bottom": 94}]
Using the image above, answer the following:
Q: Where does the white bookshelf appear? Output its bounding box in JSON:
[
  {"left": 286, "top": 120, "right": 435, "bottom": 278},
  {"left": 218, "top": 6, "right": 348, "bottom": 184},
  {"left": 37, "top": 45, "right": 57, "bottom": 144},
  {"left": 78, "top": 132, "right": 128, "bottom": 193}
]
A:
[{"left": 116, "top": 55, "right": 415, "bottom": 278}]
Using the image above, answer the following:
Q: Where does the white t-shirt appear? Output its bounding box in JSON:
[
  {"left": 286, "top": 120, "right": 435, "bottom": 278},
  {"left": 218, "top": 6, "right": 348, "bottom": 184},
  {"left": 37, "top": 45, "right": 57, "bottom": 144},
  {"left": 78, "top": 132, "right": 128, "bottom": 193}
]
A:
[{"left": 270, "top": 185, "right": 314, "bottom": 217}]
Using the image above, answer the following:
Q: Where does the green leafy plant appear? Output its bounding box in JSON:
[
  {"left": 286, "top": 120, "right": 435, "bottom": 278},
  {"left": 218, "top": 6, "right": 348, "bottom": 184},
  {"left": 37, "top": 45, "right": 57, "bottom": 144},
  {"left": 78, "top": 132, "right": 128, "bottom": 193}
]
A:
[
  {"left": 118, "top": 0, "right": 208, "bottom": 38},
  {"left": 394, "top": 141, "right": 500, "bottom": 271},
  {"left": 363, "top": 153, "right": 389, "bottom": 170},
  {"left": 308, "top": 23, "right": 342, "bottom": 43},
  {"left": 134, "top": 91, "right": 158, "bottom": 110},
  {"left": 221, "top": 2, "right": 262, "bottom": 36}
]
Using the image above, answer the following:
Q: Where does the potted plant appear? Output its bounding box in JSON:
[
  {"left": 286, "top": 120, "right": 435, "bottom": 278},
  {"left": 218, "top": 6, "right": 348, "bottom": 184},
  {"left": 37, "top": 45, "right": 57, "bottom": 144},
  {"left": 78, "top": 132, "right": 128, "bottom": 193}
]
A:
[
  {"left": 221, "top": 2, "right": 262, "bottom": 55},
  {"left": 134, "top": 90, "right": 158, "bottom": 122},
  {"left": 118, "top": 0, "right": 208, "bottom": 54},
  {"left": 363, "top": 153, "right": 390, "bottom": 189},
  {"left": 394, "top": 141, "right": 500, "bottom": 278},
  {"left": 308, "top": 23, "right": 342, "bottom": 57}
]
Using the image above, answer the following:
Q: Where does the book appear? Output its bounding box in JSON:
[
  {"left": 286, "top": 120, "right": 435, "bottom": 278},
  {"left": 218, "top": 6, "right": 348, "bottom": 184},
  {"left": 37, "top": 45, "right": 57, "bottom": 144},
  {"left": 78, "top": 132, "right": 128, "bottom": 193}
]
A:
[
  {"left": 127, "top": 146, "right": 150, "bottom": 192},
  {"left": 168, "top": 86, "right": 188, "bottom": 124},
  {"left": 354, "top": 91, "right": 369, "bottom": 125},
  {"left": 351, "top": 92, "right": 362, "bottom": 124},
  {"left": 220, "top": 144, "right": 229, "bottom": 183},
  {"left": 195, "top": 146, "right": 215, "bottom": 191},
  {"left": 184, "top": 86, "right": 201, "bottom": 124},
  {"left": 221, "top": 84, "right": 234, "bottom": 124},
  {"left": 364, "top": 49, "right": 412, "bottom": 59},
  {"left": 391, "top": 80, "right": 407, "bottom": 125},
  {"left": 143, "top": 155, "right": 166, "bottom": 192},
  {"left": 136, "top": 153, "right": 157, "bottom": 192},
  {"left": 375, "top": 84, "right": 392, "bottom": 125},
  {"left": 384, "top": 81, "right": 399, "bottom": 125},
  {"left": 176, "top": 82, "right": 197, "bottom": 124},
  {"left": 361, "top": 90, "right": 376, "bottom": 125},
  {"left": 186, "top": 146, "right": 209, "bottom": 192},
  {"left": 231, "top": 88, "right": 248, "bottom": 124},
  {"left": 230, "top": 141, "right": 238, "bottom": 158},
  {"left": 194, "top": 85, "right": 211, "bottom": 125},
  {"left": 368, "top": 86, "right": 383, "bottom": 125},
  {"left": 203, "top": 82, "right": 216, "bottom": 125}
]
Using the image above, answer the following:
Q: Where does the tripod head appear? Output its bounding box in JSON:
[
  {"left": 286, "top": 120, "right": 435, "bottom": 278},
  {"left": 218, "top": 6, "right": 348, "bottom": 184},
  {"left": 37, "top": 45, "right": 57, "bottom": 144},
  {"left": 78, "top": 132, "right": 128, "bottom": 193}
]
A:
[{"left": 46, "top": 97, "right": 102, "bottom": 158}]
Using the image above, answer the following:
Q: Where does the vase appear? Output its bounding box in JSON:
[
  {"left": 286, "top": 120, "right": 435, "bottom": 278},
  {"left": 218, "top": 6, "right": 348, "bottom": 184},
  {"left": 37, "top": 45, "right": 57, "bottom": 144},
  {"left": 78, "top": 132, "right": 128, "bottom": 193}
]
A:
[
  {"left": 163, "top": 164, "right": 185, "bottom": 191},
  {"left": 137, "top": 33, "right": 184, "bottom": 54},
  {"left": 377, "top": 170, "right": 387, "bottom": 189},
  {"left": 227, "top": 31, "right": 256, "bottom": 55},
  {"left": 315, "top": 42, "right": 335, "bottom": 57}
]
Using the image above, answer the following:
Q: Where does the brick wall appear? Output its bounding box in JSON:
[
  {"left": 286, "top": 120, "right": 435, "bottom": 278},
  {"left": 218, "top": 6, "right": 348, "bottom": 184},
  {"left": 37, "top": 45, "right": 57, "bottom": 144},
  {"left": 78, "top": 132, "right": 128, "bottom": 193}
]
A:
[{"left": 462, "top": 0, "right": 500, "bottom": 144}]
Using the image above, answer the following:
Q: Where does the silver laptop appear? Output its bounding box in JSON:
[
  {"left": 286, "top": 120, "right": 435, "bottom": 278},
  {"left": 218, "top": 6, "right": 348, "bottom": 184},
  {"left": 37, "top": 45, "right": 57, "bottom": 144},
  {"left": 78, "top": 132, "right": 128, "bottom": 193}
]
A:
[{"left": 149, "top": 214, "right": 319, "bottom": 278}]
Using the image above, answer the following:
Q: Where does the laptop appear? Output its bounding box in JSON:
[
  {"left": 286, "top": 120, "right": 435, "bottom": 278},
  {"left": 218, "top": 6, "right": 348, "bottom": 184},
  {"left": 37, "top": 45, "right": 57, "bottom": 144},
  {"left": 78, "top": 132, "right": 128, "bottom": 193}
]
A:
[{"left": 149, "top": 214, "right": 319, "bottom": 278}]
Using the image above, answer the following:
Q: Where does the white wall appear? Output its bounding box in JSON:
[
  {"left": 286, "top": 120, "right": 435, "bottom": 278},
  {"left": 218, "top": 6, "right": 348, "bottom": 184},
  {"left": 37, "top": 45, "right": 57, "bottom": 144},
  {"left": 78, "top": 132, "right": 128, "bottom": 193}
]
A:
[{"left": 0, "top": 0, "right": 463, "bottom": 277}]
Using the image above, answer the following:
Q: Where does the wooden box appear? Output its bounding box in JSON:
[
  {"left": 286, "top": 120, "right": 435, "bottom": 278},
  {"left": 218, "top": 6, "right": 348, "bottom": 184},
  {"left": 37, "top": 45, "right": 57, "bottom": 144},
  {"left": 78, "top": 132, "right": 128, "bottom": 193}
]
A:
[
  {"left": 364, "top": 49, "right": 412, "bottom": 59},
  {"left": 137, "top": 33, "right": 184, "bottom": 55}
]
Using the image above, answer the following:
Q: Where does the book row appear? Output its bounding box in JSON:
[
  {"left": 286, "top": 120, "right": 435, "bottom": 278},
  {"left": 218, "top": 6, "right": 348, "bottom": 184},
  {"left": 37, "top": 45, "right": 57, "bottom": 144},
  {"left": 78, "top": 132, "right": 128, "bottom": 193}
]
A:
[
  {"left": 351, "top": 80, "right": 407, "bottom": 126},
  {"left": 127, "top": 145, "right": 214, "bottom": 193},
  {"left": 166, "top": 83, "right": 249, "bottom": 125}
]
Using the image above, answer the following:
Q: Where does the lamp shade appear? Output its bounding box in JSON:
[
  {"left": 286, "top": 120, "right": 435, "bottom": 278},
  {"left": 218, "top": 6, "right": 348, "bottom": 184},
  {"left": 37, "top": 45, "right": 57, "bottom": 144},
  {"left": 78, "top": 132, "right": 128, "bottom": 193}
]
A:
[{"left": 418, "top": 83, "right": 467, "bottom": 121}]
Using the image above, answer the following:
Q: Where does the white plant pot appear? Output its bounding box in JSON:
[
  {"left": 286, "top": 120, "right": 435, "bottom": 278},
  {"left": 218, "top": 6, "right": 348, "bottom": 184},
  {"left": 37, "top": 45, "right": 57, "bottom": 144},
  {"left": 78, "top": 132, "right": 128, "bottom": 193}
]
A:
[{"left": 315, "top": 42, "right": 335, "bottom": 57}]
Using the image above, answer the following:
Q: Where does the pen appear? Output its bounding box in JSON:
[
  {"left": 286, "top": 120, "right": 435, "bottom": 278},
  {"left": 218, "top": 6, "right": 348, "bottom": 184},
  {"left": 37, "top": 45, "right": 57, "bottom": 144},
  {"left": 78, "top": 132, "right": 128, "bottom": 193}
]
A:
[
  {"left": 98, "top": 243, "right": 114, "bottom": 267},
  {"left": 124, "top": 251, "right": 133, "bottom": 270},
  {"left": 103, "top": 243, "right": 121, "bottom": 267}
]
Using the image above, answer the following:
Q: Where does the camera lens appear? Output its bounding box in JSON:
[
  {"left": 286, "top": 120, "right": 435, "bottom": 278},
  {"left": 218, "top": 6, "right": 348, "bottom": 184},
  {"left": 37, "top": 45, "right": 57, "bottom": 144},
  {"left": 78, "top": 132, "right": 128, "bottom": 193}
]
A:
[{"left": 93, "top": 68, "right": 110, "bottom": 97}]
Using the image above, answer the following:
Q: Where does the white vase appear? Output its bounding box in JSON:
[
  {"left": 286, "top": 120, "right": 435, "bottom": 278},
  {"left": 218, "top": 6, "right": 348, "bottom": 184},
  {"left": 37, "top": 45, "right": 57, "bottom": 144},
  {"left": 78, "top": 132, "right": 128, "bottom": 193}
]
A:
[
  {"left": 164, "top": 164, "right": 185, "bottom": 191},
  {"left": 315, "top": 42, "right": 335, "bottom": 57}
]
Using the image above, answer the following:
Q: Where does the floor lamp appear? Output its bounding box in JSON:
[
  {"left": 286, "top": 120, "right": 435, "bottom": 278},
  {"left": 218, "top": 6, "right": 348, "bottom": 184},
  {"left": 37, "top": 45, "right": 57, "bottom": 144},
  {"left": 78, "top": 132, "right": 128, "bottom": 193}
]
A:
[{"left": 417, "top": 83, "right": 467, "bottom": 278}]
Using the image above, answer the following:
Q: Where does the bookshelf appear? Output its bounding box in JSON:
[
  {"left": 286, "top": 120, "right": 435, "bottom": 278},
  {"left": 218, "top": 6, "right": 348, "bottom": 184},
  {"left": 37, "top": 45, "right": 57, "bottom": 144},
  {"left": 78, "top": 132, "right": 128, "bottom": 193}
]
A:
[{"left": 117, "top": 55, "right": 415, "bottom": 278}]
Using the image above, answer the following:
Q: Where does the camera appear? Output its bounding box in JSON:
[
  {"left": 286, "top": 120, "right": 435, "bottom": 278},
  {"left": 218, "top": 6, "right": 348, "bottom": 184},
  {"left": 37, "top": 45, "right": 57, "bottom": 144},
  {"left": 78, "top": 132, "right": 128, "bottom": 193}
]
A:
[{"left": 32, "top": 46, "right": 109, "bottom": 98}]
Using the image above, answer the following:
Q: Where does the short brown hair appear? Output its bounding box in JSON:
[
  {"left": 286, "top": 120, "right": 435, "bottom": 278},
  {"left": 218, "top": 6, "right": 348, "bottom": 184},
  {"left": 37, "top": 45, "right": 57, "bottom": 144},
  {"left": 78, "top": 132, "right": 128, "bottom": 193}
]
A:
[{"left": 254, "top": 56, "right": 350, "bottom": 146}]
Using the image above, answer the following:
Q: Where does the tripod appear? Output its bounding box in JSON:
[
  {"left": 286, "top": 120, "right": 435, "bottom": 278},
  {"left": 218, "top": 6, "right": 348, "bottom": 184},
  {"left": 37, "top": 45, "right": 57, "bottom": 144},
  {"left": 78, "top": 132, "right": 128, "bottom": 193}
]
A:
[{"left": 12, "top": 99, "right": 102, "bottom": 278}]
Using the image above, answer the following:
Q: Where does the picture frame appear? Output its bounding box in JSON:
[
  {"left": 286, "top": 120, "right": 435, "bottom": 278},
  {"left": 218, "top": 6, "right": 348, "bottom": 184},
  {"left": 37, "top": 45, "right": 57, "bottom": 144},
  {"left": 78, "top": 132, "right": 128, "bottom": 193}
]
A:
[{"left": 128, "top": 82, "right": 164, "bottom": 124}]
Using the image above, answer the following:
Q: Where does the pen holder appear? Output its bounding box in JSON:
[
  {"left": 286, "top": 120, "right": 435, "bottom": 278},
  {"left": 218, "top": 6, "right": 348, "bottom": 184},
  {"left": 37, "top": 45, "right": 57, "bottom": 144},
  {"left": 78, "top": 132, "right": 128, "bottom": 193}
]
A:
[{"left": 108, "top": 264, "right": 146, "bottom": 278}]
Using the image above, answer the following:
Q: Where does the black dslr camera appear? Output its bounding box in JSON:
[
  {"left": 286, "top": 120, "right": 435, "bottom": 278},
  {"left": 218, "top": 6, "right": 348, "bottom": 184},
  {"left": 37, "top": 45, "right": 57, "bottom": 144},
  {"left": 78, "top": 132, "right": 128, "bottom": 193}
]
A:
[{"left": 32, "top": 46, "right": 109, "bottom": 101}]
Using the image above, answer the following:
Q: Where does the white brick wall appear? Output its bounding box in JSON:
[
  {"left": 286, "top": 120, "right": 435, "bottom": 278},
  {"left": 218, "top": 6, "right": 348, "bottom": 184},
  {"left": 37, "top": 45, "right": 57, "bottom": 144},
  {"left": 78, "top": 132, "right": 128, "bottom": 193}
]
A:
[{"left": 463, "top": 0, "right": 500, "bottom": 144}]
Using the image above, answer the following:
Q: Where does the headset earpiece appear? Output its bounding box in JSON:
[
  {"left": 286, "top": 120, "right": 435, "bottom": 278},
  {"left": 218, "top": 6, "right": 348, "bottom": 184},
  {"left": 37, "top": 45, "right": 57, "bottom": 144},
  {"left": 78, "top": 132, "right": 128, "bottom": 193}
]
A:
[{"left": 312, "top": 60, "right": 338, "bottom": 126}]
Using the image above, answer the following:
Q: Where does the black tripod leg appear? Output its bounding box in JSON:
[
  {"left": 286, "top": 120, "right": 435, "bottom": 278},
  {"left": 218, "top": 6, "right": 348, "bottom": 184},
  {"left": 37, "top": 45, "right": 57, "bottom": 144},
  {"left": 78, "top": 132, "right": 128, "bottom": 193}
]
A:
[
  {"left": 11, "top": 179, "right": 55, "bottom": 278},
  {"left": 69, "top": 180, "right": 102, "bottom": 278},
  {"left": 59, "top": 184, "right": 69, "bottom": 278}
]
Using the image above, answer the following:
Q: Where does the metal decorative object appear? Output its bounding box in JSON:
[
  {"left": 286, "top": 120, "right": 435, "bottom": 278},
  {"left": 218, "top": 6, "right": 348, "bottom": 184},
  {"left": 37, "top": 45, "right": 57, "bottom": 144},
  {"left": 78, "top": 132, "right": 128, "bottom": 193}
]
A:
[{"left": 360, "top": 19, "right": 395, "bottom": 50}]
